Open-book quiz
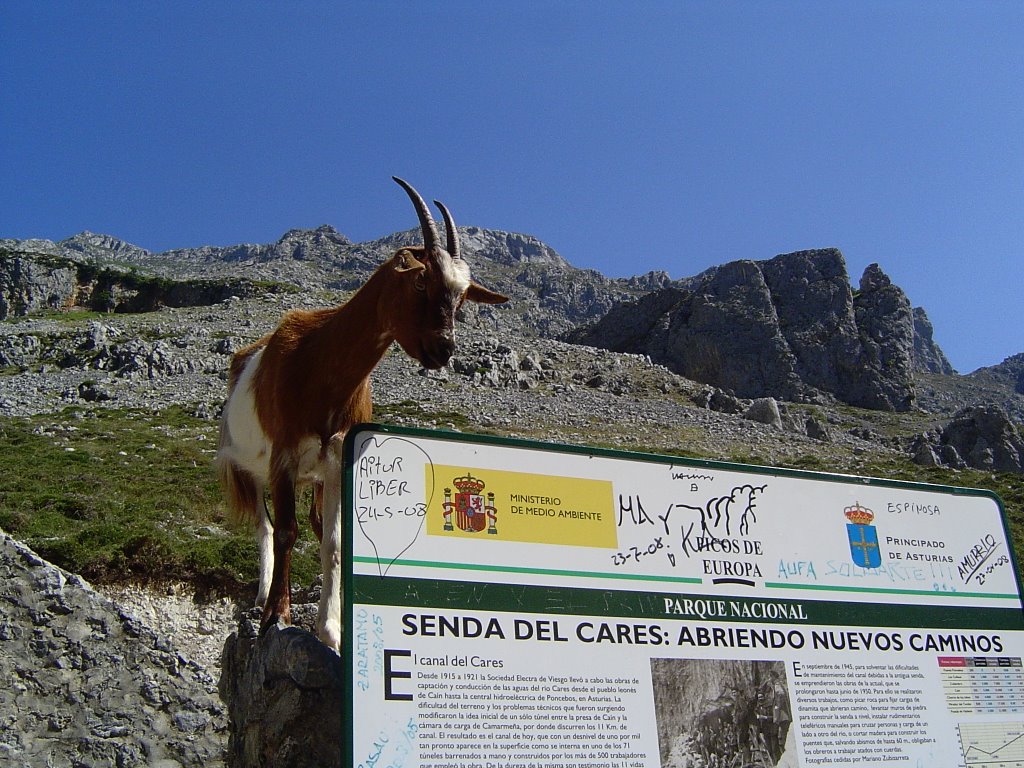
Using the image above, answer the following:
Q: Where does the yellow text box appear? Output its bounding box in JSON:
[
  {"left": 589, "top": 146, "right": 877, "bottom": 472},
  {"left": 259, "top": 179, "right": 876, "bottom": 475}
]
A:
[{"left": 427, "top": 465, "right": 616, "bottom": 548}]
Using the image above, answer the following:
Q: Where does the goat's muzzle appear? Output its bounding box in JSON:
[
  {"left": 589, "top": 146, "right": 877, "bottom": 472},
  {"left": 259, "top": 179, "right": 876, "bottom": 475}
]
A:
[{"left": 419, "top": 335, "right": 456, "bottom": 370}]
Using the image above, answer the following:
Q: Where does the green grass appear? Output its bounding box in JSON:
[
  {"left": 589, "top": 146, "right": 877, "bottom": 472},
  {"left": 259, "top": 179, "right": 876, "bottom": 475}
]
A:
[
  {"left": 1, "top": 308, "right": 121, "bottom": 325},
  {"left": 0, "top": 406, "right": 320, "bottom": 596},
  {"left": 1, "top": 402, "right": 1022, "bottom": 598}
]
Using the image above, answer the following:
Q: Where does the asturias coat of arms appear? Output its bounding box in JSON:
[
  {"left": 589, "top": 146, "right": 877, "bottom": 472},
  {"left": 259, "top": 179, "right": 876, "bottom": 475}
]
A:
[{"left": 845, "top": 501, "right": 881, "bottom": 568}]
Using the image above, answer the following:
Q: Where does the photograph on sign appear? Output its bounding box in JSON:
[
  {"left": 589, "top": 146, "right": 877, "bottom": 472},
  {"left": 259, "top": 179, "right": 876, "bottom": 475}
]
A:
[{"left": 344, "top": 425, "right": 1023, "bottom": 768}]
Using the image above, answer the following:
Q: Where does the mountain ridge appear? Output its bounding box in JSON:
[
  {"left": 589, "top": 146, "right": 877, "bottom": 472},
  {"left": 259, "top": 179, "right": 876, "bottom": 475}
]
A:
[{"left": 2, "top": 225, "right": 1021, "bottom": 421}]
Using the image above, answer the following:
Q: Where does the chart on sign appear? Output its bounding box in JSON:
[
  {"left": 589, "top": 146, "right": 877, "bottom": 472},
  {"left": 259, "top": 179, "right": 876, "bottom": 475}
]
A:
[
  {"left": 343, "top": 425, "right": 1024, "bottom": 768},
  {"left": 958, "top": 721, "right": 1024, "bottom": 767}
]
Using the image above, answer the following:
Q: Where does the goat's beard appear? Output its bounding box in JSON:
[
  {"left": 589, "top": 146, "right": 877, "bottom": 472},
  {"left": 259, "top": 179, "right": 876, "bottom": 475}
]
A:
[
  {"left": 397, "top": 334, "right": 454, "bottom": 370},
  {"left": 417, "top": 347, "right": 453, "bottom": 370}
]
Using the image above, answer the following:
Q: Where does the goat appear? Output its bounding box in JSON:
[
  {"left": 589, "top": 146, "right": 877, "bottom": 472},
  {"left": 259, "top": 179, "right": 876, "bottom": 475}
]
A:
[{"left": 217, "top": 177, "right": 508, "bottom": 650}]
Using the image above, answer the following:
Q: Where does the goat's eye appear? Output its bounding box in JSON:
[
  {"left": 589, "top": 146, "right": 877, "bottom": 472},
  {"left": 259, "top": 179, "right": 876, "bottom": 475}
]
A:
[{"left": 414, "top": 275, "right": 427, "bottom": 292}]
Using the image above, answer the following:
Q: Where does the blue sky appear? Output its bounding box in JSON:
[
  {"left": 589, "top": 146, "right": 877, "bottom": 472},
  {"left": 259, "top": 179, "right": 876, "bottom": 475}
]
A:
[{"left": 2, "top": 2, "right": 1021, "bottom": 373}]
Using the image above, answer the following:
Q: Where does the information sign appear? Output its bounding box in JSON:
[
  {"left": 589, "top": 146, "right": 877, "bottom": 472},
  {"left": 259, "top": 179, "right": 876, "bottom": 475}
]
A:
[{"left": 344, "top": 424, "right": 1024, "bottom": 768}]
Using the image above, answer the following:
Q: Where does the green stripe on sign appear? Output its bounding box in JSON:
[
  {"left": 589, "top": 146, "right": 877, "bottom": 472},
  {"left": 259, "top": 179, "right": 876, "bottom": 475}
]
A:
[
  {"left": 764, "top": 580, "right": 1018, "bottom": 600},
  {"left": 352, "top": 555, "right": 702, "bottom": 585},
  {"left": 351, "top": 574, "right": 1024, "bottom": 632}
]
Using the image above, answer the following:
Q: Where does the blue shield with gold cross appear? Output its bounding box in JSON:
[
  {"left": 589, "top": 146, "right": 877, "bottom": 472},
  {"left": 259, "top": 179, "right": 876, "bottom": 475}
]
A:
[
  {"left": 844, "top": 502, "right": 881, "bottom": 568},
  {"left": 847, "top": 523, "right": 881, "bottom": 568}
]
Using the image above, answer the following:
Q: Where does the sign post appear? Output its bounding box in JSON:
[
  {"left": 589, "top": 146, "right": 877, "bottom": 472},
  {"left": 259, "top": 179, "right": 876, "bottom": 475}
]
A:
[{"left": 344, "top": 424, "right": 1024, "bottom": 768}]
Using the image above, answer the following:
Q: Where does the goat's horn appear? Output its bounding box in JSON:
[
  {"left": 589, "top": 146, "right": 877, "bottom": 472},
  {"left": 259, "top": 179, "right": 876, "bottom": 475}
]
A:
[
  {"left": 393, "top": 176, "right": 440, "bottom": 253},
  {"left": 433, "top": 200, "right": 462, "bottom": 260}
]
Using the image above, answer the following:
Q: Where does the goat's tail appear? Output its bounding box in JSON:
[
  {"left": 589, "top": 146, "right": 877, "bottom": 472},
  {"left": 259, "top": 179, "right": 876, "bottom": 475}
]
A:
[
  {"left": 218, "top": 458, "right": 263, "bottom": 527},
  {"left": 217, "top": 413, "right": 263, "bottom": 528},
  {"left": 218, "top": 339, "right": 269, "bottom": 527}
]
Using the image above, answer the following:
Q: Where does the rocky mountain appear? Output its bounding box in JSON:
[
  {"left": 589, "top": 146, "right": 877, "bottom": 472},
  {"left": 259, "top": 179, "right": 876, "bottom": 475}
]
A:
[
  {"left": 2, "top": 225, "right": 664, "bottom": 338},
  {"left": 3, "top": 225, "right": 1022, "bottom": 441},
  {"left": 0, "top": 246, "right": 271, "bottom": 320},
  {"left": 969, "top": 353, "right": 1024, "bottom": 398},
  {"left": 915, "top": 355, "right": 1024, "bottom": 426},
  {"left": 60, "top": 231, "right": 153, "bottom": 262},
  {"left": 568, "top": 249, "right": 923, "bottom": 411}
]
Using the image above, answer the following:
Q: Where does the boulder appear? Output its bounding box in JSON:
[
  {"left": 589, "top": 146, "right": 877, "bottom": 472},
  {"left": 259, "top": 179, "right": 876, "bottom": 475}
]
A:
[
  {"left": 940, "top": 405, "right": 1024, "bottom": 473},
  {"left": 0, "top": 530, "right": 226, "bottom": 767},
  {"left": 804, "top": 416, "right": 833, "bottom": 442},
  {"left": 910, "top": 436, "right": 941, "bottom": 467},
  {"left": 219, "top": 609, "right": 343, "bottom": 768},
  {"left": 744, "top": 397, "right": 783, "bottom": 429}
]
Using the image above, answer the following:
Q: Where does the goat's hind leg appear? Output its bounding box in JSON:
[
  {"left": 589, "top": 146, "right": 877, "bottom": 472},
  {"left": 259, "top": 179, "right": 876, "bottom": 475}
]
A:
[
  {"left": 219, "top": 459, "right": 273, "bottom": 612},
  {"left": 309, "top": 482, "right": 324, "bottom": 543},
  {"left": 261, "top": 462, "right": 299, "bottom": 632}
]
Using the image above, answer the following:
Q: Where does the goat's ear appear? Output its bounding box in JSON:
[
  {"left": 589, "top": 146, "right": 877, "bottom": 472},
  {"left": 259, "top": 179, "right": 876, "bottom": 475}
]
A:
[
  {"left": 465, "top": 281, "right": 509, "bottom": 305},
  {"left": 392, "top": 249, "right": 426, "bottom": 274}
]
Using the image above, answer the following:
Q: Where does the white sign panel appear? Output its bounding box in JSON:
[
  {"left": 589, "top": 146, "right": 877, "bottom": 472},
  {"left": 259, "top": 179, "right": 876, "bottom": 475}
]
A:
[{"left": 344, "top": 425, "right": 1023, "bottom": 768}]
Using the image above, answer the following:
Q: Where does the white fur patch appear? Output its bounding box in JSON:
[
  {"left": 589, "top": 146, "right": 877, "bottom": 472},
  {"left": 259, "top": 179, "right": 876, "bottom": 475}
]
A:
[
  {"left": 440, "top": 252, "right": 471, "bottom": 296},
  {"left": 220, "top": 348, "right": 272, "bottom": 483}
]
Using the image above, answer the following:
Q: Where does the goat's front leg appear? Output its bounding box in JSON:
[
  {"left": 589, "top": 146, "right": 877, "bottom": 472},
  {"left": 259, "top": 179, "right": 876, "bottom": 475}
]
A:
[
  {"left": 262, "top": 460, "right": 299, "bottom": 632},
  {"left": 316, "top": 434, "right": 345, "bottom": 652}
]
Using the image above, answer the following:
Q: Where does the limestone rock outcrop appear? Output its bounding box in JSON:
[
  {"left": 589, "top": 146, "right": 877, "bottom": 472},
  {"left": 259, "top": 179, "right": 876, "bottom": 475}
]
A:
[
  {"left": 218, "top": 608, "right": 343, "bottom": 768},
  {"left": 912, "top": 306, "right": 955, "bottom": 375},
  {"left": 0, "top": 251, "right": 80, "bottom": 318},
  {"left": 0, "top": 530, "right": 226, "bottom": 767},
  {"left": 569, "top": 250, "right": 918, "bottom": 411},
  {"left": 0, "top": 247, "right": 260, "bottom": 320},
  {"left": 940, "top": 405, "right": 1024, "bottom": 473}
]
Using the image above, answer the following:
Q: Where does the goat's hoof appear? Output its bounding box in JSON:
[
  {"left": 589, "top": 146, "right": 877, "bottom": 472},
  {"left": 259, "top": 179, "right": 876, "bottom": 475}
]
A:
[
  {"left": 259, "top": 609, "right": 291, "bottom": 636},
  {"left": 258, "top": 616, "right": 275, "bottom": 636},
  {"left": 317, "top": 622, "right": 343, "bottom": 653}
]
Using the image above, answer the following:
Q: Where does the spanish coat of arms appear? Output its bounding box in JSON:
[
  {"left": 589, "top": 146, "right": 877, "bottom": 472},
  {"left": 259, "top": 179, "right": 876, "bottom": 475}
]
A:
[{"left": 442, "top": 473, "right": 498, "bottom": 534}]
